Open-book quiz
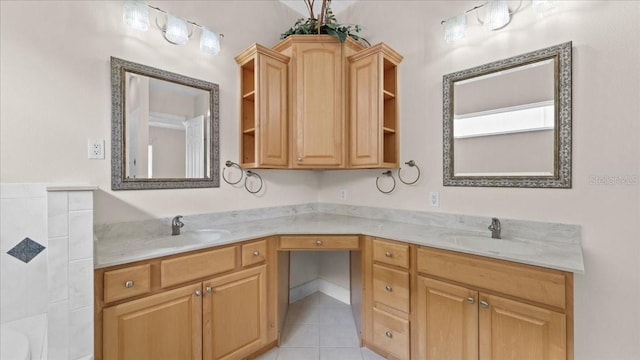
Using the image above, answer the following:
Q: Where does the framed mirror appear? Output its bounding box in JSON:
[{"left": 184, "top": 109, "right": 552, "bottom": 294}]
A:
[
  {"left": 111, "top": 57, "right": 219, "bottom": 190},
  {"left": 443, "top": 42, "right": 572, "bottom": 188}
]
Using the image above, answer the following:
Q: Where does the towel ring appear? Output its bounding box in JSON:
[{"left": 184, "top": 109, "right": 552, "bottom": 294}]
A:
[
  {"left": 245, "top": 171, "right": 263, "bottom": 194},
  {"left": 376, "top": 170, "right": 396, "bottom": 194},
  {"left": 398, "top": 160, "right": 421, "bottom": 185},
  {"left": 222, "top": 160, "right": 243, "bottom": 185}
]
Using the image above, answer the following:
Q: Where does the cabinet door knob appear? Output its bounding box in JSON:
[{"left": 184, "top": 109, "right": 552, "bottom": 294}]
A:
[
  {"left": 385, "top": 331, "right": 393, "bottom": 338},
  {"left": 385, "top": 251, "right": 392, "bottom": 257},
  {"left": 467, "top": 297, "right": 475, "bottom": 304},
  {"left": 253, "top": 250, "right": 260, "bottom": 256},
  {"left": 195, "top": 290, "right": 203, "bottom": 297},
  {"left": 316, "top": 240, "right": 323, "bottom": 246},
  {"left": 205, "top": 286, "right": 213, "bottom": 293},
  {"left": 480, "top": 300, "right": 489, "bottom": 308},
  {"left": 385, "top": 285, "right": 393, "bottom": 292},
  {"left": 124, "top": 280, "right": 134, "bottom": 288}
]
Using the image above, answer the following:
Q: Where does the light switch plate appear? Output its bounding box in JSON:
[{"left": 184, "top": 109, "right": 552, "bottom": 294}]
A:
[
  {"left": 88, "top": 139, "right": 105, "bottom": 159},
  {"left": 429, "top": 191, "right": 440, "bottom": 207}
]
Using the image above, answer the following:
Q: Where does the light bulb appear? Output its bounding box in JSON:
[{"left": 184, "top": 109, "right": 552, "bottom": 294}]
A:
[
  {"left": 123, "top": 0, "right": 149, "bottom": 31},
  {"left": 484, "top": 0, "right": 510, "bottom": 31},
  {"left": 200, "top": 27, "right": 221, "bottom": 55},
  {"left": 444, "top": 14, "right": 466, "bottom": 44},
  {"left": 164, "top": 14, "right": 189, "bottom": 45}
]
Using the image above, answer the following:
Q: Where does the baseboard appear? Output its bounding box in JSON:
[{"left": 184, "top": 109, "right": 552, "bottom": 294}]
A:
[{"left": 289, "top": 279, "right": 350, "bottom": 305}]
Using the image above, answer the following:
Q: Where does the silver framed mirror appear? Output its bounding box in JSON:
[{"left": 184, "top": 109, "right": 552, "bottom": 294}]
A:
[
  {"left": 111, "top": 57, "right": 219, "bottom": 190},
  {"left": 443, "top": 42, "right": 572, "bottom": 188}
]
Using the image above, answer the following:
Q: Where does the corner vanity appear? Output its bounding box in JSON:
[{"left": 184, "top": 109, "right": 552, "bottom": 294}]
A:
[{"left": 93, "top": 205, "right": 583, "bottom": 360}]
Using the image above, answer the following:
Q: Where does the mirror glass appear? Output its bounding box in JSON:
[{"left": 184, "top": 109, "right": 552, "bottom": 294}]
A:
[
  {"left": 111, "top": 57, "right": 219, "bottom": 190},
  {"left": 443, "top": 42, "right": 572, "bottom": 188}
]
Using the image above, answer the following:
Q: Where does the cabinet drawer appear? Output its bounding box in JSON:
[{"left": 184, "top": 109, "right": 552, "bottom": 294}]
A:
[
  {"left": 372, "top": 239, "right": 409, "bottom": 269},
  {"left": 279, "top": 235, "right": 359, "bottom": 250},
  {"left": 417, "top": 247, "right": 567, "bottom": 309},
  {"left": 242, "top": 239, "right": 267, "bottom": 267},
  {"left": 372, "top": 308, "right": 410, "bottom": 360},
  {"left": 103, "top": 264, "right": 151, "bottom": 303},
  {"left": 373, "top": 264, "right": 409, "bottom": 313},
  {"left": 160, "top": 246, "right": 236, "bottom": 288}
]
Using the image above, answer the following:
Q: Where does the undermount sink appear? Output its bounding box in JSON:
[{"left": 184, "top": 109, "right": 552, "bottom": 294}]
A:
[
  {"left": 184, "top": 228, "right": 231, "bottom": 242},
  {"left": 448, "top": 234, "right": 541, "bottom": 256}
]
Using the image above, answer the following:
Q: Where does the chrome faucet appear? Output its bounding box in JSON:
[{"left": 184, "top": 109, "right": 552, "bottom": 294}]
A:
[
  {"left": 171, "top": 215, "right": 184, "bottom": 236},
  {"left": 488, "top": 217, "right": 501, "bottom": 239}
]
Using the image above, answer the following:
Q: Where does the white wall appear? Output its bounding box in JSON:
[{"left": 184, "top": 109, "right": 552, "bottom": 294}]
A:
[
  {"left": 0, "top": 0, "right": 318, "bottom": 224},
  {"left": 320, "top": 1, "right": 640, "bottom": 359}
]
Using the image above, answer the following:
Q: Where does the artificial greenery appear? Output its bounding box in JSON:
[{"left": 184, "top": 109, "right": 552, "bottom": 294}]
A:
[{"left": 280, "top": 0, "right": 369, "bottom": 46}]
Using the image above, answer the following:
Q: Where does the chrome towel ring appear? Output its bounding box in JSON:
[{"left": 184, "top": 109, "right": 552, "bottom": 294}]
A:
[
  {"left": 245, "top": 171, "right": 264, "bottom": 194},
  {"left": 398, "top": 160, "right": 421, "bottom": 185},
  {"left": 222, "top": 161, "right": 243, "bottom": 185},
  {"left": 376, "top": 170, "right": 396, "bottom": 194}
]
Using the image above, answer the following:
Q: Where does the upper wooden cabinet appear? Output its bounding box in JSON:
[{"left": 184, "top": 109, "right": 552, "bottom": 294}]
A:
[
  {"left": 349, "top": 44, "right": 403, "bottom": 168},
  {"left": 236, "top": 36, "right": 402, "bottom": 169},
  {"left": 235, "top": 45, "right": 290, "bottom": 168}
]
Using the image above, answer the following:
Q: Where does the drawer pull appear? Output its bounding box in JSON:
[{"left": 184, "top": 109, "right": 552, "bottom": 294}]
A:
[
  {"left": 385, "top": 251, "right": 392, "bottom": 257},
  {"left": 124, "top": 280, "right": 134, "bottom": 288},
  {"left": 480, "top": 300, "right": 489, "bottom": 308},
  {"left": 385, "top": 285, "right": 393, "bottom": 292},
  {"left": 315, "top": 240, "right": 323, "bottom": 246},
  {"left": 253, "top": 251, "right": 260, "bottom": 256},
  {"left": 195, "top": 290, "right": 203, "bottom": 297},
  {"left": 205, "top": 286, "right": 213, "bottom": 293},
  {"left": 385, "top": 330, "right": 393, "bottom": 338},
  {"left": 467, "top": 297, "right": 475, "bottom": 304}
]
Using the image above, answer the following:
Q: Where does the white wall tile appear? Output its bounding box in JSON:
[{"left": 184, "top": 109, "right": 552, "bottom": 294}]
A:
[
  {"left": 0, "top": 254, "right": 28, "bottom": 323},
  {"left": 69, "top": 191, "right": 93, "bottom": 211},
  {"left": 69, "top": 210, "right": 93, "bottom": 261},
  {"left": 68, "top": 259, "right": 93, "bottom": 310},
  {"left": 48, "top": 300, "right": 69, "bottom": 360},
  {"left": 69, "top": 306, "right": 93, "bottom": 360},
  {"left": 26, "top": 250, "right": 48, "bottom": 317},
  {"left": 48, "top": 236, "right": 69, "bottom": 303},
  {"left": 48, "top": 192, "right": 68, "bottom": 238}
]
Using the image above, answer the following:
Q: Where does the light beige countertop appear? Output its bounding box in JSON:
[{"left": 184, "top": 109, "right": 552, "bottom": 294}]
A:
[{"left": 94, "top": 203, "right": 584, "bottom": 273}]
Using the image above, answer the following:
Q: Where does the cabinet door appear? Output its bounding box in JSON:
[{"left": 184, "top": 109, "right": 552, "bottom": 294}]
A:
[
  {"left": 103, "top": 283, "right": 202, "bottom": 360},
  {"left": 349, "top": 50, "right": 380, "bottom": 167},
  {"left": 417, "top": 276, "right": 479, "bottom": 360},
  {"left": 203, "top": 265, "right": 268, "bottom": 360},
  {"left": 479, "top": 293, "right": 566, "bottom": 360},
  {"left": 258, "top": 54, "right": 288, "bottom": 167},
  {"left": 291, "top": 42, "right": 344, "bottom": 167}
]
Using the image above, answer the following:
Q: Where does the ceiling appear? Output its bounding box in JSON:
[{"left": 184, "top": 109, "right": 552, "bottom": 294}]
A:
[{"left": 279, "top": 0, "right": 358, "bottom": 17}]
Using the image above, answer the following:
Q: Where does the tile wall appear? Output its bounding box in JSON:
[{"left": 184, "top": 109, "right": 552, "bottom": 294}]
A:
[{"left": 0, "top": 184, "right": 95, "bottom": 360}]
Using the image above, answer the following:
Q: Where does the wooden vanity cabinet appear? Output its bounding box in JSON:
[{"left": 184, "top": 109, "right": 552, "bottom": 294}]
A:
[
  {"left": 348, "top": 43, "right": 403, "bottom": 168},
  {"left": 363, "top": 237, "right": 411, "bottom": 360},
  {"left": 416, "top": 247, "right": 572, "bottom": 360},
  {"left": 95, "top": 237, "right": 276, "bottom": 360},
  {"left": 235, "top": 45, "right": 290, "bottom": 168},
  {"left": 236, "top": 36, "right": 402, "bottom": 169}
]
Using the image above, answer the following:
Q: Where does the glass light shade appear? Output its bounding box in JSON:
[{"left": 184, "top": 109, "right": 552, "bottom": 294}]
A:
[
  {"left": 444, "top": 14, "right": 466, "bottom": 44},
  {"left": 164, "top": 14, "right": 189, "bottom": 45},
  {"left": 123, "top": 0, "right": 149, "bottom": 31},
  {"left": 200, "top": 28, "right": 221, "bottom": 55},
  {"left": 532, "top": 0, "right": 558, "bottom": 15},
  {"left": 484, "top": 0, "right": 510, "bottom": 30}
]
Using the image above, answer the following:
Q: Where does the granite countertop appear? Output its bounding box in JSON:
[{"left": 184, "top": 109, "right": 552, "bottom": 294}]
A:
[{"left": 94, "top": 204, "right": 584, "bottom": 273}]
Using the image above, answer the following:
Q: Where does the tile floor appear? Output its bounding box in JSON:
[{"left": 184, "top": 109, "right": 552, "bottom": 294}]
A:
[{"left": 256, "top": 292, "right": 386, "bottom": 360}]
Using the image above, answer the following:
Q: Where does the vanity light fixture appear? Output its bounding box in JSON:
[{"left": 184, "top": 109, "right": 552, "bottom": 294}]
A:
[
  {"left": 441, "top": 0, "right": 562, "bottom": 44},
  {"left": 122, "top": 0, "right": 223, "bottom": 54}
]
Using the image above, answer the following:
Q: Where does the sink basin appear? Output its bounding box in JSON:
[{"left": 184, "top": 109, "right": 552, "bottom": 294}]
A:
[
  {"left": 184, "top": 229, "right": 231, "bottom": 242},
  {"left": 449, "top": 235, "right": 540, "bottom": 256}
]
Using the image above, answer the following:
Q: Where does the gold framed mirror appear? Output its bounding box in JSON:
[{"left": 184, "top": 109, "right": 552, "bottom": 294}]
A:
[
  {"left": 111, "top": 57, "right": 219, "bottom": 190},
  {"left": 443, "top": 42, "right": 572, "bottom": 188}
]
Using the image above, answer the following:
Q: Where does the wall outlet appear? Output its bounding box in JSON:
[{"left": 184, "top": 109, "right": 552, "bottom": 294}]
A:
[
  {"left": 339, "top": 189, "right": 347, "bottom": 201},
  {"left": 429, "top": 191, "right": 440, "bottom": 207},
  {"left": 88, "top": 139, "right": 105, "bottom": 159}
]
